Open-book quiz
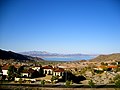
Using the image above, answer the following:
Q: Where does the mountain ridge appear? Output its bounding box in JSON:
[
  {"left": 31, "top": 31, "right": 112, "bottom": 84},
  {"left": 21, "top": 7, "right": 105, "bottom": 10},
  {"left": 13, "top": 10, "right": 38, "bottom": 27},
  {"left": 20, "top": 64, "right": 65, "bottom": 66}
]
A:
[
  {"left": 0, "top": 49, "right": 44, "bottom": 62},
  {"left": 19, "top": 51, "right": 97, "bottom": 57}
]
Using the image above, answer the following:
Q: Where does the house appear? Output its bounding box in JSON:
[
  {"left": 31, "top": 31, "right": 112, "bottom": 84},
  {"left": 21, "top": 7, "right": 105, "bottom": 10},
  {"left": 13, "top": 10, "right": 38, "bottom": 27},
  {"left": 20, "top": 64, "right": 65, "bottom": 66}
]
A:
[
  {"left": 14, "top": 64, "right": 21, "bottom": 69},
  {"left": 94, "top": 65, "right": 118, "bottom": 71},
  {"left": 53, "top": 68, "right": 64, "bottom": 76},
  {"left": 21, "top": 68, "right": 35, "bottom": 78},
  {"left": 2, "top": 64, "right": 10, "bottom": 76},
  {"left": 43, "top": 65, "right": 53, "bottom": 75},
  {"left": 32, "top": 65, "right": 42, "bottom": 71},
  {"left": 107, "top": 65, "right": 118, "bottom": 71}
]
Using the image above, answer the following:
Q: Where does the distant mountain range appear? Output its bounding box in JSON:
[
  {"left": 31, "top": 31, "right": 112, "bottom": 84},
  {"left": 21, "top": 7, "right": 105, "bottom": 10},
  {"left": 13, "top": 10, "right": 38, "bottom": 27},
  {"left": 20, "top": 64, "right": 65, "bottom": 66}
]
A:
[
  {"left": 0, "top": 49, "right": 120, "bottom": 62},
  {"left": 19, "top": 51, "right": 97, "bottom": 57},
  {"left": 0, "top": 49, "right": 44, "bottom": 62}
]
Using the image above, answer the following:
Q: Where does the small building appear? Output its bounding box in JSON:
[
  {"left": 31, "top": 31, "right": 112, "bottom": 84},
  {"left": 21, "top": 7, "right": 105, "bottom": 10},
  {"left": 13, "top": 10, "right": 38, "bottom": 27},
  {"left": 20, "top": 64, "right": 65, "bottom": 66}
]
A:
[
  {"left": 43, "top": 65, "right": 53, "bottom": 75},
  {"left": 21, "top": 68, "right": 35, "bottom": 78},
  {"left": 14, "top": 64, "right": 21, "bottom": 69},
  {"left": 53, "top": 68, "right": 64, "bottom": 76},
  {"left": 2, "top": 64, "right": 10, "bottom": 76},
  {"left": 107, "top": 65, "right": 118, "bottom": 71},
  {"left": 32, "top": 65, "right": 42, "bottom": 71}
]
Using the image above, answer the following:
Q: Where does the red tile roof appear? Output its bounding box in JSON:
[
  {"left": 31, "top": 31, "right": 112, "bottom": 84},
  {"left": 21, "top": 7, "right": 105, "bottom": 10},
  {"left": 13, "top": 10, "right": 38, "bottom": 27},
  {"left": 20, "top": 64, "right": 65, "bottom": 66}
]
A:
[
  {"left": 97, "top": 65, "right": 118, "bottom": 69},
  {"left": 2, "top": 64, "right": 10, "bottom": 70},
  {"left": 108, "top": 65, "right": 118, "bottom": 68},
  {"left": 43, "top": 65, "right": 53, "bottom": 69},
  {"left": 14, "top": 64, "right": 21, "bottom": 68},
  {"left": 53, "top": 68, "right": 64, "bottom": 72}
]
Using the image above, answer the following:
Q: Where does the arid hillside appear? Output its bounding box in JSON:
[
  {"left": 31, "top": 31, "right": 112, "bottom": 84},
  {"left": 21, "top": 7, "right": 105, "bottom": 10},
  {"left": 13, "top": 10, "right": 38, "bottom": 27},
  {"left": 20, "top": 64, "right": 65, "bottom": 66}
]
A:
[{"left": 90, "top": 53, "right": 120, "bottom": 62}]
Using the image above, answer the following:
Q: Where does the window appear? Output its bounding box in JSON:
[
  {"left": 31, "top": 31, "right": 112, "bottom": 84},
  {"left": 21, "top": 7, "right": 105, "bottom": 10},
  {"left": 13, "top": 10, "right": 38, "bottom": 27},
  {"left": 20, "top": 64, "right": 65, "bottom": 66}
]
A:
[{"left": 45, "top": 70, "right": 47, "bottom": 74}]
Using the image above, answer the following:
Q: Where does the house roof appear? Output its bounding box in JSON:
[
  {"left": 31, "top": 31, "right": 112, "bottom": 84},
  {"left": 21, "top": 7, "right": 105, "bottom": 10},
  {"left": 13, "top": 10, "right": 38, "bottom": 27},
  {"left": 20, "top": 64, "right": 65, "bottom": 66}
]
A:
[
  {"left": 14, "top": 64, "right": 21, "bottom": 68},
  {"left": 2, "top": 64, "right": 10, "bottom": 70},
  {"left": 22, "top": 68, "right": 35, "bottom": 73},
  {"left": 43, "top": 65, "right": 53, "bottom": 69},
  {"left": 107, "top": 65, "right": 118, "bottom": 68},
  {"left": 53, "top": 68, "right": 64, "bottom": 72},
  {"left": 97, "top": 65, "right": 107, "bottom": 68},
  {"left": 97, "top": 65, "right": 118, "bottom": 69}
]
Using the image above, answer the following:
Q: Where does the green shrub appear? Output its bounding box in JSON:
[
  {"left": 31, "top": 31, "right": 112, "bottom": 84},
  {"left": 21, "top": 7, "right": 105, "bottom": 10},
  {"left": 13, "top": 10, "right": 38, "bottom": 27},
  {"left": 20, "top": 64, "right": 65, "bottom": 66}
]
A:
[
  {"left": 115, "top": 79, "right": 120, "bottom": 88},
  {"left": 114, "top": 74, "right": 120, "bottom": 81},
  {"left": 18, "top": 78, "right": 22, "bottom": 84},
  {"left": 88, "top": 79, "right": 95, "bottom": 88},
  {"left": 41, "top": 80, "right": 45, "bottom": 86},
  {"left": 51, "top": 76, "right": 59, "bottom": 84},
  {"left": 65, "top": 80, "right": 71, "bottom": 87}
]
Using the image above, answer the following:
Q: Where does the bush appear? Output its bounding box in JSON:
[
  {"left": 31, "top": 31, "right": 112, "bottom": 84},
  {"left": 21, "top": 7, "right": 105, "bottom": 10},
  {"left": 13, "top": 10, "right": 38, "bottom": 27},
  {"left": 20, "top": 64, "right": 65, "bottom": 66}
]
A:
[
  {"left": 88, "top": 79, "right": 95, "bottom": 88},
  {"left": 51, "top": 76, "right": 59, "bottom": 84},
  {"left": 115, "top": 79, "right": 120, "bottom": 88},
  {"left": 114, "top": 74, "right": 120, "bottom": 81},
  {"left": 114, "top": 74, "right": 120, "bottom": 88},
  {"left": 41, "top": 80, "right": 45, "bottom": 86},
  {"left": 65, "top": 80, "right": 71, "bottom": 87},
  {"left": 18, "top": 78, "right": 22, "bottom": 84}
]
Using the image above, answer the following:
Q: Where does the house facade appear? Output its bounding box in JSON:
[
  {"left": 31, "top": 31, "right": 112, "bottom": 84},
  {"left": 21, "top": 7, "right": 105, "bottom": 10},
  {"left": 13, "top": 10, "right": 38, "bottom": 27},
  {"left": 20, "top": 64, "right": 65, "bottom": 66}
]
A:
[
  {"left": 21, "top": 68, "right": 35, "bottom": 78},
  {"left": 43, "top": 65, "right": 53, "bottom": 75},
  {"left": 32, "top": 66, "right": 41, "bottom": 71},
  {"left": 2, "top": 64, "right": 10, "bottom": 76},
  {"left": 53, "top": 68, "right": 64, "bottom": 76}
]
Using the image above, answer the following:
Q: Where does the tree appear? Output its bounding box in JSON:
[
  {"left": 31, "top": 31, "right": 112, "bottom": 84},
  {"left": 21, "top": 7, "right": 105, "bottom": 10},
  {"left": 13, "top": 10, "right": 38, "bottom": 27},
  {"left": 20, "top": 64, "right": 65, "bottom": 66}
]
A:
[
  {"left": 39, "top": 68, "right": 44, "bottom": 76},
  {"left": 31, "top": 70, "right": 39, "bottom": 78},
  {"left": 7, "top": 65, "right": 17, "bottom": 80},
  {"left": 0, "top": 66, "right": 2, "bottom": 76},
  {"left": 17, "top": 66, "right": 24, "bottom": 78},
  {"left": 88, "top": 79, "right": 95, "bottom": 88}
]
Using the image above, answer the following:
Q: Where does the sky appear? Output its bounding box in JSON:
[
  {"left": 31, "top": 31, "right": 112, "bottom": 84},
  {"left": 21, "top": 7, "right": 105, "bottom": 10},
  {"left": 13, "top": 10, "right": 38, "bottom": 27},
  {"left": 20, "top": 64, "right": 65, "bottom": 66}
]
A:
[{"left": 0, "top": 0, "right": 120, "bottom": 54}]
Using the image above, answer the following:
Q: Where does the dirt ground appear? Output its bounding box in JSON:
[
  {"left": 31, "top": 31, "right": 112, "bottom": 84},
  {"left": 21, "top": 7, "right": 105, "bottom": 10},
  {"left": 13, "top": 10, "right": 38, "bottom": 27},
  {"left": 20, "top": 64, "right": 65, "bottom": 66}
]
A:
[{"left": 0, "top": 85, "right": 120, "bottom": 90}]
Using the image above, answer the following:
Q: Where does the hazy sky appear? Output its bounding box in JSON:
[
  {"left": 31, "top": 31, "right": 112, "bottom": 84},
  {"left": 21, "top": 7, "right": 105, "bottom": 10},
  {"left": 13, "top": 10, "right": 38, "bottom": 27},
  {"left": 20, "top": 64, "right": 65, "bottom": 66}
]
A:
[{"left": 0, "top": 0, "right": 120, "bottom": 54}]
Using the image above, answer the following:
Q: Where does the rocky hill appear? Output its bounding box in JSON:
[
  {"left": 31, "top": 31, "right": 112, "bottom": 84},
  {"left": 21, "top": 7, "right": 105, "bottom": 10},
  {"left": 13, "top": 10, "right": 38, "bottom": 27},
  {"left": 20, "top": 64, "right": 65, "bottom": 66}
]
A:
[
  {"left": 90, "top": 53, "right": 120, "bottom": 62},
  {"left": 0, "top": 49, "right": 44, "bottom": 62}
]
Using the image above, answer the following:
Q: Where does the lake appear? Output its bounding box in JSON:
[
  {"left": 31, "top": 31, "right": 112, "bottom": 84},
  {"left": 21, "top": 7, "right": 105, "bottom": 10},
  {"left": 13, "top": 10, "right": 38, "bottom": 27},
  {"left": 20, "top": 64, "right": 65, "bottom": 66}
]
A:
[{"left": 43, "top": 56, "right": 97, "bottom": 61}]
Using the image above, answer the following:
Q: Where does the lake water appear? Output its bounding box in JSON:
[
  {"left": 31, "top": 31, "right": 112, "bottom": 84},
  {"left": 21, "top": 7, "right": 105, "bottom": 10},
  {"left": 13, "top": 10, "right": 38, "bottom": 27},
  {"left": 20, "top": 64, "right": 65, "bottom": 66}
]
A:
[{"left": 43, "top": 56, "right": 97, "bottom": 61}]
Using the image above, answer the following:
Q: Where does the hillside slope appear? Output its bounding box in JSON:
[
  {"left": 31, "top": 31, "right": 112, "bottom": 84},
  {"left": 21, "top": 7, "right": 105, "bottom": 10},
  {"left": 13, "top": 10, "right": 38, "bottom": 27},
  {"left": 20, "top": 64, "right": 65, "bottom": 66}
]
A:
[
  {"left": 0, "top": 49, "right": 44, "bottom": 62},
  {"left": 90, "top": 53, "right": 120, "bottom": 62}
]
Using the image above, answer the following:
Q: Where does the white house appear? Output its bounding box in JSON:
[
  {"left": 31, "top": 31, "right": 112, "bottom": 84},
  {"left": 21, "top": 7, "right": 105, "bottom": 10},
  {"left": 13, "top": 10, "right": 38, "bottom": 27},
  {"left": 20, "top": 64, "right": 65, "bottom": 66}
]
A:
[
  {"left": 53, "top": 68, "right": 64, "bottom": 76},
  {"left": 32, "top": 66, "right": 41, "bottom": 71},
  {"left": 21, "top": 68, "right": 35, "bottom": 78},
  {"left": 2, "top": 64, "right": 10, "bottom": 76},
  {"left": 43, "top": 65, "right": 53, "bottom": 75}
]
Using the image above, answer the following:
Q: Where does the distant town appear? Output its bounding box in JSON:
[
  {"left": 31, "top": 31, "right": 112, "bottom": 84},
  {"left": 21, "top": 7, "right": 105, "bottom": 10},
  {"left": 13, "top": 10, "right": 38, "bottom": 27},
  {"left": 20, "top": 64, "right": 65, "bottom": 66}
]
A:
[{"left": 0, "top": 49, "right": 120, "bottom": 89}]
